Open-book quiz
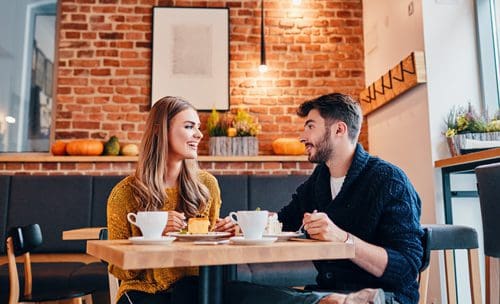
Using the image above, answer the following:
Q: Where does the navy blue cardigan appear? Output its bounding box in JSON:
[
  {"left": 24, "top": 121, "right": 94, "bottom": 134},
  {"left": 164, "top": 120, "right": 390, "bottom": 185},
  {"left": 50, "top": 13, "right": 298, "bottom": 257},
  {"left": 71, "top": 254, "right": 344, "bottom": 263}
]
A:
[{"left": 278, "top": 144, "right": 424, "bottom": 304}]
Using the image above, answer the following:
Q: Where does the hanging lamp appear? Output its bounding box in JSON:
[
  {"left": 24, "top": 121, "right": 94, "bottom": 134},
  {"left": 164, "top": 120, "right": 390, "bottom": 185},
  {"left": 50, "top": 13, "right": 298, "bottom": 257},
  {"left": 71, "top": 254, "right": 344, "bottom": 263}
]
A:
[{"left": 258, "top": 0, "right": 268, "bottom": 73}]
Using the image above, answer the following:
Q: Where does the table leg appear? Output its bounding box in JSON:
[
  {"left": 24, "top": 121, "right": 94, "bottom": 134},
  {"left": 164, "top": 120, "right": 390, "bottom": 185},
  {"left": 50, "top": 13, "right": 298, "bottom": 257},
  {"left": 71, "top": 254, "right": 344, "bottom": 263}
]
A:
[
  {"left": 442, "top": 169, "right": 453, "bottom": 224},
  {"left": 199, "top": 265, "right": 224, "bottom": 304}
]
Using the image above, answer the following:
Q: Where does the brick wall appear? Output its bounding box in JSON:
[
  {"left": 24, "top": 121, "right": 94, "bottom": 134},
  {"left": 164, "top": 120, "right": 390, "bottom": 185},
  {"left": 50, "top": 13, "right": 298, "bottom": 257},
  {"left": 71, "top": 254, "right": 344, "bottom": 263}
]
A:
[{"left": 56, "top": 0, "right": 366, "bottom": 157}]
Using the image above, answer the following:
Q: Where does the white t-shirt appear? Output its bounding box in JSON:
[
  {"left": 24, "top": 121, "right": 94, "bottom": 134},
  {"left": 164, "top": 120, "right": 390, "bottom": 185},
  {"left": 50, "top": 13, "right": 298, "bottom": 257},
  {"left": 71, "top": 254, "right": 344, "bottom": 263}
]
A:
[{"left": 330, "top": 176, "right": 346, "bottom": 200}]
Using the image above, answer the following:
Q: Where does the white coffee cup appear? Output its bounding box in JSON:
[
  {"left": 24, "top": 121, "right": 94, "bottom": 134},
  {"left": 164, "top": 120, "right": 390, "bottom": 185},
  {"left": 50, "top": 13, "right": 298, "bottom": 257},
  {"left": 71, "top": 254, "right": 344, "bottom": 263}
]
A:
[
  {"left": 229, "top": 210, "right": 268, "bottom": 240},
  {"left": 127, "top": 211, "right": 168, "bottom": 239}
]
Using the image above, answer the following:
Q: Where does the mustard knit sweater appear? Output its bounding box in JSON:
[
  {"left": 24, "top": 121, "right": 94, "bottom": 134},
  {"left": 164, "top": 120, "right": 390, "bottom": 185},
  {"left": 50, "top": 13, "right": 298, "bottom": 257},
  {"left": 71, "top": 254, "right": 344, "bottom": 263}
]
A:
[{"left": 106, "top": 171, "right": 221, "bottom": 302}]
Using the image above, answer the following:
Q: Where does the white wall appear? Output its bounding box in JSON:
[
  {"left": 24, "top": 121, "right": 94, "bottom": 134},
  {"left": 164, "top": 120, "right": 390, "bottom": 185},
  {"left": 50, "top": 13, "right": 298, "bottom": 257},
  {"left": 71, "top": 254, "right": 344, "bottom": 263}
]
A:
[
  {"left": 422, "top": 1, "right": 484, "bottom": 302},
  {"left": 363, "top": 0, "right": 484, "bottom": 303}
]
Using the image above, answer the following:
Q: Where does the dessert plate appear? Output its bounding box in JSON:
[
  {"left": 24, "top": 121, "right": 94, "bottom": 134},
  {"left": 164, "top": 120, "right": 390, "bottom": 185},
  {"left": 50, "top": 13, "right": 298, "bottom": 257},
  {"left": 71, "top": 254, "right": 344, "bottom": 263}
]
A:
[
  {"left": 168, "top": 231, "right": 231, "bottom": 241},
  {"left": 128, "top": 236, "right": 176, "bottom": 245},
  {"left": 229, "top": 236, "right": 278, "bottom": 245},
  {"left": 263, "top": 231, "right": 304, "bottom": 241}
]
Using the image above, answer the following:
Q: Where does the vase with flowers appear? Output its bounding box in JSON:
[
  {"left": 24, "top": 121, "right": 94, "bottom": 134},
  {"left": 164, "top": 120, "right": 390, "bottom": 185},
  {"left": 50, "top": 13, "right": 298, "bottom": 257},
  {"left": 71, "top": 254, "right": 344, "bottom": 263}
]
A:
[
  {"left": 445, "top": 103, "right": 500, "bottom": 156},
  {"left": 207, "top": 108, "right": 261, "bottom": 156}
]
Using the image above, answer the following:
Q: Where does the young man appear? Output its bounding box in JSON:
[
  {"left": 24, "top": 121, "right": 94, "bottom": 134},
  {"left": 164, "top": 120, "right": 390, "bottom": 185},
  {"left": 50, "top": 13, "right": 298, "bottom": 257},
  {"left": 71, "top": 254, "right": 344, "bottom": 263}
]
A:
[{"left": 226, "top": 93, "right": 424, "bottom": 304}]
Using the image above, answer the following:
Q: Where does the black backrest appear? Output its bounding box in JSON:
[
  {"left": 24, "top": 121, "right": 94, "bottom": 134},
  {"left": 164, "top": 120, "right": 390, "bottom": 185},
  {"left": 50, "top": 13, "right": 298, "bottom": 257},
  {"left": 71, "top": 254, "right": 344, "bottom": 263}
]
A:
[
  {"left": 0, "top": 176, "right": 11, "bottom": 253},
  {"left": 8, "top": 224, "right": 43, "bottom": 256},
  {"left": 8, "top": 175, "right": 93, "bottom": 253},
  {"left": 216, "top": 175, "right": 249, "bottom": 217},
  {"left": 475, "top": 162, "right": 500, "bottom": 258},
  {"left": 248, "top": 175, "right": 308, "bottom": 212},
  {"left": 91, "top": 176, "right": 126, "bottom": 227},
  {"left": 420, "top": 227, "right": 431, "bottom": 271}
]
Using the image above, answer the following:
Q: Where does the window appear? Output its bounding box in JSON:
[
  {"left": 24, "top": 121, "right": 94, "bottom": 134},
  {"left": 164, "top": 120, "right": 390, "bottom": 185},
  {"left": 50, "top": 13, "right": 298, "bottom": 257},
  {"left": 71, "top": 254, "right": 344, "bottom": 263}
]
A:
[
  {"left": 476, "top": 0, "right": 500, "bottom": 115},
  {"left": 0, "top": 1, "right": 57, "bottom": 152}
]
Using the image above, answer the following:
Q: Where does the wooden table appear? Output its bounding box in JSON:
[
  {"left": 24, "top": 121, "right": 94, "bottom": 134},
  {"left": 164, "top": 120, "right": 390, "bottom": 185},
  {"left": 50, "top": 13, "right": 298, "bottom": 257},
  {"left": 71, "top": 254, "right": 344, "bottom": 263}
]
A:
[
  {"left": 87, "top": 239, "right": 354, "bottom": 304},
  {"left": 434, "top": 147, "right": 500, "bottom": 224},
  {"left": 62, "top": 227, "right": 104, "bottom": 240}
]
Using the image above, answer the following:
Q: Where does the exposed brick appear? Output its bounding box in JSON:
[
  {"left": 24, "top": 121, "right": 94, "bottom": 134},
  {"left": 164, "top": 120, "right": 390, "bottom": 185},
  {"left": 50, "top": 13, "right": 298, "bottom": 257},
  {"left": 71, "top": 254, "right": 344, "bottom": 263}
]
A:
[{"left": 48, "top": 0, "right": 365, "bottom": 172}]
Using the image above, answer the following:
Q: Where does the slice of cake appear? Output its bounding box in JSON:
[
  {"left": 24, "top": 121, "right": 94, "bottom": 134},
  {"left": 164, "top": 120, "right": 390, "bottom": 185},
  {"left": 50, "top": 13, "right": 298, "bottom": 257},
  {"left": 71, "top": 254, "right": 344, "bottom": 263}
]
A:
[
  {"left": 188, "top": 217, "right": 210, "bottom": 234},
  {"left": 265, "top": 213, "right": 282, "bottom": 235}
]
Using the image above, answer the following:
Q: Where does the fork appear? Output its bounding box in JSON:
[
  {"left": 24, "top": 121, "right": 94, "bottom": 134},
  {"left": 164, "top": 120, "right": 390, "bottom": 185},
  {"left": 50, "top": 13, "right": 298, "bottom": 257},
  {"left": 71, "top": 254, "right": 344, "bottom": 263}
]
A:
[{"left": 296, "top": 209, "right": 317, "bottom": 234}]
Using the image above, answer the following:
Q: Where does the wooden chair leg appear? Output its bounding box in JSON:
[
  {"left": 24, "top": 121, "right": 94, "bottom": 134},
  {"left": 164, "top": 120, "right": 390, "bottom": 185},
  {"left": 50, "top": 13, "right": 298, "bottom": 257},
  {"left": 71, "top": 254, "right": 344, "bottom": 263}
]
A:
[
  {"left": 84, "top": 294, "right": 93, "bottom": 304},
  {"left": 108, "top": 272, "right": 120, "bottom": 304},
  {"left": 468, "top": 248, "right": 482, "bottom": 304},
  {"left": 485, "top": 256, "right": 499, "bottom": 304},
  {"left": 418, "top": 266, "right": 430, "bottom": 304},
  {"left": 444, "top": 249, "right": 457, "bottom": 304}
]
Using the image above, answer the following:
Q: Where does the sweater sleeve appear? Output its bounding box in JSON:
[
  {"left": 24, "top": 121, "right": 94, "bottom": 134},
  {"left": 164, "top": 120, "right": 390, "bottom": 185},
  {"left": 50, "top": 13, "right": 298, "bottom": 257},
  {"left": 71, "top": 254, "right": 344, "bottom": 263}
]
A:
[
  {"left": 377, "top": 177, "right": 423, "bottom": 289},
  {"left": 106, "top": 177, "right": 145, "bottom": 280}
]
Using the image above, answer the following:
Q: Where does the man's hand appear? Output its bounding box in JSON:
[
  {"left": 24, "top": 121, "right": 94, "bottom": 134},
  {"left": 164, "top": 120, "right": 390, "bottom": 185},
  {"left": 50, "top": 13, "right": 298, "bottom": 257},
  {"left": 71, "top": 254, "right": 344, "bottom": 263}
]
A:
[
  {"left": 303, "top": 211, "right": 347, "bottom": 242},
  {"left": 214, "top": 216, "right": 238, "bottom": 234},
  {"left": 163, "top": 211, "right": 186, "bottom": 234}
]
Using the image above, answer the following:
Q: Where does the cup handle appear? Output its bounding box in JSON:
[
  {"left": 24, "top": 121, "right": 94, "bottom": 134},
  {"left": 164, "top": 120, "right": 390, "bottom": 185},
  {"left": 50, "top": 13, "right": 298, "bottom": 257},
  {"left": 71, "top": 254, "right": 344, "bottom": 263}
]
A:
[
  {"left": 229, "top": 212, "right": 238, "bottom": 225},
  {"left": 127, "top": 213, "right": 138, "bottom": 227}
]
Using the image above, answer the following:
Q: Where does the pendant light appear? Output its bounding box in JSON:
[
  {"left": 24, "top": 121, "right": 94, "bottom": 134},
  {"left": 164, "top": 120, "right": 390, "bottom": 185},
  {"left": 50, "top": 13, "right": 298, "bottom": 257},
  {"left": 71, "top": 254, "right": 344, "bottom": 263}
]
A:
[{"left": 258, "top": 0, "right": 268, "bottom": 73}]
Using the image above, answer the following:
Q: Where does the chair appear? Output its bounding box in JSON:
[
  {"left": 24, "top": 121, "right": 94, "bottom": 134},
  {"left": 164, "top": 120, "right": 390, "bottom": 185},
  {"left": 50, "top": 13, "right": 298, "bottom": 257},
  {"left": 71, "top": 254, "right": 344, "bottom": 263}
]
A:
[
  {"left": 418, "top": 224, "right": 482, "bottom": 304},
  {"left": 475, "top": 162, "right": 500, "bottom": 304},
  {"left": 6, "top": 224, "right": 92, "bottom": 304}
]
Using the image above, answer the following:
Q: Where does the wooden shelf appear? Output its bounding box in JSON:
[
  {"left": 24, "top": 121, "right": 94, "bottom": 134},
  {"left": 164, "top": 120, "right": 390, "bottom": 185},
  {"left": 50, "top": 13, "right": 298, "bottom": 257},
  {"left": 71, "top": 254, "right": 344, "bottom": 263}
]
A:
[
  {"left": 434, "top": 148, "right": 500, "bottom": 168},
  {"left": 0, "top": 153, "right": 309, "bottom": 163}
]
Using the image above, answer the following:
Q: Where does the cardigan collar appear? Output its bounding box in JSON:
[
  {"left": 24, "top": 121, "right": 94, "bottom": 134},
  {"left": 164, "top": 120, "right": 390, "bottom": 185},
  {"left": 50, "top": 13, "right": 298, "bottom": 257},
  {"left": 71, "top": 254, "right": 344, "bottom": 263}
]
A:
[{"left": 315, "top": 143, "right": 370, "bottom": 209}]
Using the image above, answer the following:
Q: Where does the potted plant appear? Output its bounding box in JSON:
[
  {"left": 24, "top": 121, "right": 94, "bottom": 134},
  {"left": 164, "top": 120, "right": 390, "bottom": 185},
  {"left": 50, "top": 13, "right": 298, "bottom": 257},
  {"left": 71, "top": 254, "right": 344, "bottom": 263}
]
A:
[
  {"left": 207, "top": 108, "right": 260, "bottom": 156},
  {"left": 207, "top": 109, "right": 230, "bottom": 156},
  {"left": 445, "top": 104, "right": 500, "bottom": 156},
  {"left": 231, "top": 109, "right": 261, "bottom": 156}
]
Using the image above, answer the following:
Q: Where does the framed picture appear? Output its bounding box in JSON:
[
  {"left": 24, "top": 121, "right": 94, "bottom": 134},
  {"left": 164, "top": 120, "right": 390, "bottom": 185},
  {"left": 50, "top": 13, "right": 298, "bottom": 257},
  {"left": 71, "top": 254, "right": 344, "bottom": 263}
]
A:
[{"left": 151, "top": 7, "right": 229, "bottom": 110}]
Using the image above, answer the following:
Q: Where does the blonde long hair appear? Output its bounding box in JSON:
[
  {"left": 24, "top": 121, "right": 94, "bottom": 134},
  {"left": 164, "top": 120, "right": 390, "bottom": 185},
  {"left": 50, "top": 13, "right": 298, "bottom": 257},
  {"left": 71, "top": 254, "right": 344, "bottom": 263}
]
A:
[{"left": 130, "top": 96, "right": 210, "bottom": 217}]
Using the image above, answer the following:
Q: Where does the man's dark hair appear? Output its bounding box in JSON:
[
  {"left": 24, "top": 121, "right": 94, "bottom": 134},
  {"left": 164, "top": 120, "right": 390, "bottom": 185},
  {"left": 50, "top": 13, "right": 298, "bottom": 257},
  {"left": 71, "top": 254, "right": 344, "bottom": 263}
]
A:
[{"left": 297, "top": 93, "right": 362, "bottom": 143}]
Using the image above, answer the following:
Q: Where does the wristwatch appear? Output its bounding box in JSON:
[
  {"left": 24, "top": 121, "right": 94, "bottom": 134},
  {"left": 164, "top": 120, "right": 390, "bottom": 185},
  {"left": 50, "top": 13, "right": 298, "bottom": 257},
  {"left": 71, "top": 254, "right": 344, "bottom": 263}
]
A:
[{"left": 344, "top": 232, "right": 354, "bottom": 244}]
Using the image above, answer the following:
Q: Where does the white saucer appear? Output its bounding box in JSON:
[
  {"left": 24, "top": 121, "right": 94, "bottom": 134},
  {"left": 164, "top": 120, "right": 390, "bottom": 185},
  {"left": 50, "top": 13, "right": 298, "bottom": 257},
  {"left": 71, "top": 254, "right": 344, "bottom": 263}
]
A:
[
  {"left": 128, "top": 236, "right": 176, "bottom": 245},
  {"left": 168, "top": 231, "right": 231, "bottom": 241},
  {"left": 229, "top": 236, "right": 278, "bottom": 245},
  {"left": 263, "top": 231, "right": 304, "bottom": 241}
]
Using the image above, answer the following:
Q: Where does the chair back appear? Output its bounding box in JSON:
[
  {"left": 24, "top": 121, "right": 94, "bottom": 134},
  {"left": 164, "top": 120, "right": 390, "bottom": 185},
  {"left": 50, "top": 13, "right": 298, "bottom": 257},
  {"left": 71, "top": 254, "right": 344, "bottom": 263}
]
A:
[
  {"left": 7, "top": 224, "right": 43, "bottom": 256},
  {"left": 475, "top": 162, "right": 500, "bottom": 258},
  {"left": 6, "top": 224, "right": 42, "bottom": 304},
  {"left": 419, "top": 224, "right": 481, "bottom": 304}
]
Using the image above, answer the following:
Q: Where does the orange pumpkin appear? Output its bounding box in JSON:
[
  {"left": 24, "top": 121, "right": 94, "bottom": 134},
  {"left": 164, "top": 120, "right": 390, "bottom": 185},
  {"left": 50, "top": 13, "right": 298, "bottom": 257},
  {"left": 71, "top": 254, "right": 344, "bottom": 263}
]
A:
[
  {"left": 272, "top": 138, "right": 306, "bottom": 155},
  {"left": 51, "top": 141, "right": 67, "bottom": 156},
  {"left": 65, "top": 140, "right": 104, "bottom": 156}
]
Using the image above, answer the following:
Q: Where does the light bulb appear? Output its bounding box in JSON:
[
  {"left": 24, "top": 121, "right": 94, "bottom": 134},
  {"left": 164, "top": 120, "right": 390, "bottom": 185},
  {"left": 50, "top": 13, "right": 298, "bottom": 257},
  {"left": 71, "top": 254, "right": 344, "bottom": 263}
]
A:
[
  {"left": 258, "top": 64, "right": 268, "bottom": 73},
  {"left": 5, "top": 116, "right": 15, "bottom": 124},
  {"left": 292, "top": 0, "right": 301, "bottom": 5}
]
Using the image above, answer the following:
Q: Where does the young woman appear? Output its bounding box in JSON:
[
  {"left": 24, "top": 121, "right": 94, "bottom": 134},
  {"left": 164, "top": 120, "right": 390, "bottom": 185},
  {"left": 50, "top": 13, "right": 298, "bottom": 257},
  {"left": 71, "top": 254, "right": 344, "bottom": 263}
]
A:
[{"left": 107, "top": 96, "right": 232, "bottom": 304}]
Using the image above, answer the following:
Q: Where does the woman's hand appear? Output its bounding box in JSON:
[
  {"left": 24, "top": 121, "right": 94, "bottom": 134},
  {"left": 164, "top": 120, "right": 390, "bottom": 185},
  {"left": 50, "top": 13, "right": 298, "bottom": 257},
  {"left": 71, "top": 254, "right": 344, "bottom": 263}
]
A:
[
  {"left": 214, "top": 216, "right": 238, "bottom": 234},
  {"left": 163, "top": 211, "right": 187, "bottom": 234}
]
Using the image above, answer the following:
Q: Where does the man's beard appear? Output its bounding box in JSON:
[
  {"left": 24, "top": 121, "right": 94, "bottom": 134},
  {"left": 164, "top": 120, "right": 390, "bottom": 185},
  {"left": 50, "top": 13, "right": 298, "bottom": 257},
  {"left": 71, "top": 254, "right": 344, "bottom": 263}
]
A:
[{"left": 308, "top": 128, "right": 333, "bottom": 163}]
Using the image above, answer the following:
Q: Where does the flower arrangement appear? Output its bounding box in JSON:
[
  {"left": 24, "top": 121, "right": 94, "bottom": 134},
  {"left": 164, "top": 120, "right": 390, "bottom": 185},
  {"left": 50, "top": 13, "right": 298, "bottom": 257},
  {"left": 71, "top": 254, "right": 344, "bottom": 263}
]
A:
[
  {"left": 233, "top": 109, "right": 261, "bottom": 137},
  {"left": 206, "top": 108, "right": 261, "bottom": 137},
  {"left": 444, "top": 103, "right": 500, "bottom": 155},
  {"left": 207, "top": 108, "right": 261, "bottom": 156},
  {"left": 445, "top": 104, "right": 500, "bottom": 137},
  {"left": 207, "top": 109, "right": 228, "bottom": 137}
]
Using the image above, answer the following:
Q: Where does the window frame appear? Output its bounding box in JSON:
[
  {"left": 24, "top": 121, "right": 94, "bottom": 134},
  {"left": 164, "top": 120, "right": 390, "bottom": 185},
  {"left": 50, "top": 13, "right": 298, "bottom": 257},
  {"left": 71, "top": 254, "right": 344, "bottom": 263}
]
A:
[{"left": 475, "top": 0, "right": 500, "bottom": 115}]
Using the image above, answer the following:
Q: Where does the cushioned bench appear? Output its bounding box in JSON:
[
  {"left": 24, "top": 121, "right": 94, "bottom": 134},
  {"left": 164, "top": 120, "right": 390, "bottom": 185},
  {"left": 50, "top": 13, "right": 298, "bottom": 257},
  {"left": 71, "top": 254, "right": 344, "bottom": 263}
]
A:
[{"left": 0, "top": 174, "right": 316, "bottom": 304}]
